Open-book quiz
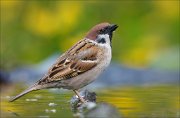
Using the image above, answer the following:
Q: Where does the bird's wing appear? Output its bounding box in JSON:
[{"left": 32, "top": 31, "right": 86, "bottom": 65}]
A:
[{"left": 38, "top": 39, "right": 100, "bottom": 84}]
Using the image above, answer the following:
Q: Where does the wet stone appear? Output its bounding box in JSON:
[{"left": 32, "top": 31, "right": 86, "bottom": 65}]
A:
[{"left": 70, "top": 89, "right": 121, "bottom": 118}]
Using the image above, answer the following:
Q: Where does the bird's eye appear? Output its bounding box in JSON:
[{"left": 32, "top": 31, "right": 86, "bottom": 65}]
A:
[{"left": 99, "top": 29, "right": 104, "bottom": 33}]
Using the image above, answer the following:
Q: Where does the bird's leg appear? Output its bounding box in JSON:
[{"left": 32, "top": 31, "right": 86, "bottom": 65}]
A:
[{"left": 73, "top": 90, "right": 85, "bottom": 103}]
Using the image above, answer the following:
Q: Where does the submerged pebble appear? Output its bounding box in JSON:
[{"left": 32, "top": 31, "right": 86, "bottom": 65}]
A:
[
  {"left": 51, "top": 109, "right": 56, "bottom": 113},
  {"left": 25, "top": 98, "right": 38, "bottom": 101},
  {"left": 34, "top": 95, "right": 42, "bottom": 99},
  {"left": 5, "top": 96, "right": 11, "bottom": 99},
  {"left": 38, "top": 116, "right": 49, "bottom": 118},
  {"left": 48, "top": 103, "right": 57, "bottom": 107},
  {"left": 45, "top": 109, "right": 56, "bottom": 113}
]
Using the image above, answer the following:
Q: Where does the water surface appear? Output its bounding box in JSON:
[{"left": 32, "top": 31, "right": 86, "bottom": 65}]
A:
[{"left": 1, "top": 85, "right": 179, "bottom": 118}]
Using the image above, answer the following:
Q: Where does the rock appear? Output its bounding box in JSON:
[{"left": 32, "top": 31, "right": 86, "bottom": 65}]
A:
[
  {"left": 70, "top": 90, "right": 96, "bottom": 113},
  {"left": 70, "top": 90, "right": 121, "bottom": 118}
]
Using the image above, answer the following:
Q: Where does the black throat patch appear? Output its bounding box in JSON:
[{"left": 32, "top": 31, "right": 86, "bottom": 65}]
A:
[{"left": 97, "top": 38, "right": 106, "bottom": 44}]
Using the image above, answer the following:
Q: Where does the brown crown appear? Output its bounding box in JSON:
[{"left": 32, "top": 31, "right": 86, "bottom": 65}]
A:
[{"left": 85, "top": 22, "right": 110, "bottom": 40}]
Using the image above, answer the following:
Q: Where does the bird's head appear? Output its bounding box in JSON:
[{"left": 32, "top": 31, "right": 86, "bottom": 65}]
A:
[{"left": 85, "top": 22, "right": 118, "bottom": 44}]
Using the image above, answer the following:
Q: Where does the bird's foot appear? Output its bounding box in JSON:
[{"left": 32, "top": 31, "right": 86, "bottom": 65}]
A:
[{"left": 73, "top": 90, "right": 86, "bottom": 103}]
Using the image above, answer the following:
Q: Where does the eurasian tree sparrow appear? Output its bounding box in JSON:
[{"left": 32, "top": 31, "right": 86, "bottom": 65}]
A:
[{"left": 10, "top": 22, "right": 118, "bottom": 102}]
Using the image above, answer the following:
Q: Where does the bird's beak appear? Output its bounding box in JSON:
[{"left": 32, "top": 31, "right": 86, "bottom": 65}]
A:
[
  {"left": 107, "top": 24, "right": 118, "bottom": 40},
  {"left": 109, "top": 24, "right": 118, "bottom": 32}
]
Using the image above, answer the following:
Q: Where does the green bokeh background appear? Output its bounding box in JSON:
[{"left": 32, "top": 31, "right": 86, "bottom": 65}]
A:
[
  {"left": 1, "top": 1, "right": 179, "bottom": 118},
  {"left": 1, "top": 1, "right": 179, "bottom": 69}
]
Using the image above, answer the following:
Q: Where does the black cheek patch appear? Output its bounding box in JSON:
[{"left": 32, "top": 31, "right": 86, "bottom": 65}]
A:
[{"left": 97, "top": 38, "right": 106, "bottom": 44}]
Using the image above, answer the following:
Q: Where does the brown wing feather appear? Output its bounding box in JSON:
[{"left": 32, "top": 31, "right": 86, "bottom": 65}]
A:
[
  {"left": 38, "top": 39, "right": 99, "bottom": 84},
  {"left": 49, "top": 60, "right": 97, "bottom": 82}
]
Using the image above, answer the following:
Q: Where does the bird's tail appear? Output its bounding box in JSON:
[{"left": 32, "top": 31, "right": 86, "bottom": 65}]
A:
[{"left": 9, "top": 85, "right": 38, "bottom": 102}]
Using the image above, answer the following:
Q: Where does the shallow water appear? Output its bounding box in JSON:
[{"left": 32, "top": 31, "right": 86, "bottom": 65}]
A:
[{"left": 1, "top": 85, "right": 179, "bottom": 118}]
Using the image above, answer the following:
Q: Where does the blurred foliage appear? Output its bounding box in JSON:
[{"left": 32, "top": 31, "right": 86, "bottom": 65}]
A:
[{"left": 0, "top": 1, "right": 179, "bottom": 70}]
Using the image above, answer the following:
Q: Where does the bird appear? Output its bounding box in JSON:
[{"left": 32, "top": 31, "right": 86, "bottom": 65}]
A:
[{"left": 9, "top": 22, "right": 118, "bottom": 103}]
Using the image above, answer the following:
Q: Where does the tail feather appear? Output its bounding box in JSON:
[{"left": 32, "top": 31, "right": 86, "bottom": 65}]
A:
[
  {"left": 9, "top": 86, "right": 36, "bottom": 102},
  {"left": 9, "top": 77, "right": 53, "bottom": 102}
]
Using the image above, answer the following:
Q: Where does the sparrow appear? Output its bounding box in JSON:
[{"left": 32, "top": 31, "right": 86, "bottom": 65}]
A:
[{"left": 9, "top": 22, "right": 118, "bottom": 103}]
